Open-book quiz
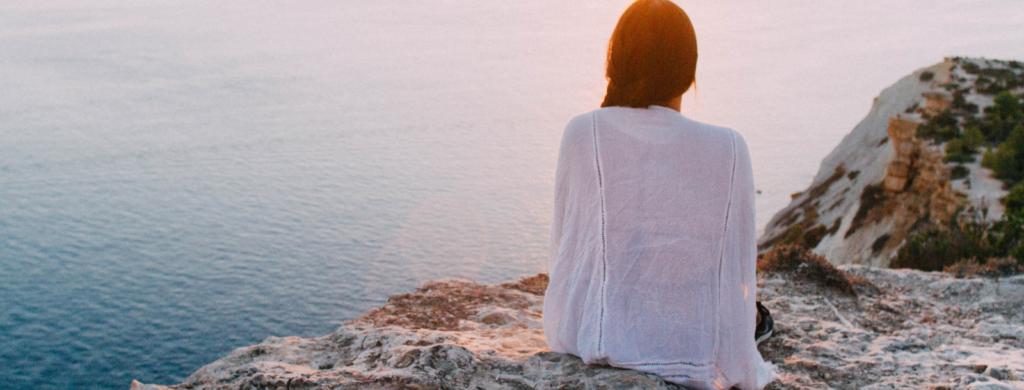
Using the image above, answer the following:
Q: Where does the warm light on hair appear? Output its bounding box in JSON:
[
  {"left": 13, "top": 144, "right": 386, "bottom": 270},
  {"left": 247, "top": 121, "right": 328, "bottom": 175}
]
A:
[{"left": 601, "top": 0, "right": 698, "bottom": 108}]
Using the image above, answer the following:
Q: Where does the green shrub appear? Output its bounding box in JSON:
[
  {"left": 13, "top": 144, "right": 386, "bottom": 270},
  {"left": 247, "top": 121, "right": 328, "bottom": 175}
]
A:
[
  {"left": 988, "top": 124, "right": 1024, "bottom": 183},
  {"left": 951, "top": 165, "right": 970, "bottom": 180},
  {"left": 891, "top": 228, "right": 963, "bottom": 271},
  {"left": 1013, "top": 243, "right": 1024, "bottom": 262},
  {"left": 891, "top": 219, "right": 1004, "bottom": 272},
  {"left": 917, "top": 109, "right": 960, "bottom": 142},
  {"left": 981, "top": 115, "right": 1012, "bottom": 143},
  {"left": 919, "top": 71, "right": 935, "bottom": 82},
  {"left": 963, "top": 126, "right": 984, "bottom": 151},
  {"left": 982, "top": 147, "right": 998, "bottom": 169},
  {"left": 952, "top": 90, "right": 980, "bottom": 114},
  {"left": 980, "top": 92, "right": 1024, "bottom": 143},
  {"left": 991, "top": 91, "right": 1024, "bottom": 122},
  {"left": 945, "top": 139, "right": 969, "bottom": 163},
  {"left": 1004, "top": 182, "right": 1024, "bottom": 216},
  {"left": 994, "top": 146, "right": 1020, "bottom": 181},
  {"left": 893, "top": 200, "right": 1024, "bottom": 272},
  {"left": 963, "top": 62, "right": 981, "bottom": 74},
  {"left": 976, "top": 69, "right": 1024, "bottom": 95},
  {"left": 943, "top": 126, "right": 981, "bottom": 163}
]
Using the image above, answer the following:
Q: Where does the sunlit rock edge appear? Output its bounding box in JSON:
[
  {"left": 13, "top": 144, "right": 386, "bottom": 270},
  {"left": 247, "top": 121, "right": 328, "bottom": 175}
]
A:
[{"left": 131, "top": 269, "right": 1024, "bottom": 390}]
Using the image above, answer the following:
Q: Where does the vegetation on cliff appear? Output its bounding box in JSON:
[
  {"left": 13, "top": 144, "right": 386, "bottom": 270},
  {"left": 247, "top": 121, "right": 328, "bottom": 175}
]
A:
[
  {"left": 892, "top": 59, "right": 1024, "bottom": 272},
  {"left": 757, "top": 245, "right": 878, "bottom": 297},
  {"left": 891, "top": 210, "right": 1024, "bottom": 272},
  {"left": 980, "top": 91, "right": 1024, "bottom": 184},
  {"left": 757, "top": 166, "right": 848, "bottom": 250}
]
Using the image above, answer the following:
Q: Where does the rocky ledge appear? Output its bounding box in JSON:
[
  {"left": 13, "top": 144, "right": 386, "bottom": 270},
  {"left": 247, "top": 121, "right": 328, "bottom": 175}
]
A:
[{"left": 132, "top": 260, "right": 1024, "bottom": 390}]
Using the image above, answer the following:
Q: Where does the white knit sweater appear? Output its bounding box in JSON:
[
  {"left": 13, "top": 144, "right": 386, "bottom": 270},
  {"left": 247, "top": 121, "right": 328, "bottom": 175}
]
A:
[{"left": 543, "top": 106, "right": 773, "bottom": 389}]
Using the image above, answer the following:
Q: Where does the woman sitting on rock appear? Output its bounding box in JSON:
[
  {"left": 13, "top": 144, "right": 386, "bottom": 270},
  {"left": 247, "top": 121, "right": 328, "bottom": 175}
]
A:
[{"left": 542, "top": 0, "right": 774, "bottom": 388}]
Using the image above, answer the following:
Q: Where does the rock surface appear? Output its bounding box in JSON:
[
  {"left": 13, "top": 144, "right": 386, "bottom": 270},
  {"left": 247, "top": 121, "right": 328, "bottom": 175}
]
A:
[
  {"left": 759, "top": 266, "right": 1024, "bottom": 390},
  {"left": 132, "top": 270, "right": 1024, "bottom": 390}
]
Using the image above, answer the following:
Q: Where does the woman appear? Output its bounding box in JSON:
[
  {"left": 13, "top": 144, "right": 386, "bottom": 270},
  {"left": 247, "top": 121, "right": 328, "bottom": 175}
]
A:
[{"left": 542, "top": 1, "right": 774, "bottom": 388}]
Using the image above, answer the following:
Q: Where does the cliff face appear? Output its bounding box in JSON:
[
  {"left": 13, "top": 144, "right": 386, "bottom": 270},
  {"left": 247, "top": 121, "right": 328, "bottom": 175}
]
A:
[
  {"left": 759, "top": 58, "right": 1010, "bottom": 267},
  {"left": 131, "top": 269, "right": 1024, "bottom": 390}
]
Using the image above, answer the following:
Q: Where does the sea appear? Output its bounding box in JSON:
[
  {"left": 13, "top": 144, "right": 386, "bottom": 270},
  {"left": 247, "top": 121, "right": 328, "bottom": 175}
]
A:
[{"left": 1, "top": 0, "right": 1023, "bottom": 388}]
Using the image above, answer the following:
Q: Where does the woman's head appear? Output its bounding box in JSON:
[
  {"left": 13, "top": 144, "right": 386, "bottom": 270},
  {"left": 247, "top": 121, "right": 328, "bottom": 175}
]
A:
[{"left": 601, "top": 0, "right": 698, "bottom": 108}]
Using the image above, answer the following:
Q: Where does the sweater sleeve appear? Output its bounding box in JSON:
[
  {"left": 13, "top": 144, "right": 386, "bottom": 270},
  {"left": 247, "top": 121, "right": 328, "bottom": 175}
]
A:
[
  {"left": 544, "top": 117, "right": 574, "bottom": 354},
  {"left": 544, "top": 113, "right": 602, "bottom": 355},
  {"left": 716, "top": 131, "right": 772, "bottom": 389}
]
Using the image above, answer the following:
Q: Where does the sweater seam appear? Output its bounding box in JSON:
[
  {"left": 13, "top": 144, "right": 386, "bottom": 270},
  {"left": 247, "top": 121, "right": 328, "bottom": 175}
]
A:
[
  {"left": 663, "top": 374, "right": 694, "bottom": 380},
  {"left": 714, "top": 131, "right": 738, "bottom": 363},
  {"left": 591, "top": 112, "right": 608, "bottom": 356},
  {"left": 616, "top": 360, "right": 712, "bottom": 367}
]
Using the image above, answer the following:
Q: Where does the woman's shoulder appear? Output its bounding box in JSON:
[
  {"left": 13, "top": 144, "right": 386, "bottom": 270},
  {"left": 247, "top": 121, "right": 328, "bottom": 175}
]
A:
[
  {"left": 574, "top": 106, "right": 747, "bottom": 146},
  {"left": 560, "top": 111, "right": 596, "bottom": 146}
]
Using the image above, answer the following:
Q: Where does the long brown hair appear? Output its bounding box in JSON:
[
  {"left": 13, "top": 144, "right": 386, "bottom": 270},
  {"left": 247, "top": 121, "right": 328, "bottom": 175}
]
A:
[{"left": 601, "top": 0, "right": 698, "bottom": 108}]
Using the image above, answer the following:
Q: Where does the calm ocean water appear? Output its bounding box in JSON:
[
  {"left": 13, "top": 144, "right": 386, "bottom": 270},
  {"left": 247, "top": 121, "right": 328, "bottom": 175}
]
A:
[{"left": 1, "top": 1, "right": 1022, "bottom": 388}]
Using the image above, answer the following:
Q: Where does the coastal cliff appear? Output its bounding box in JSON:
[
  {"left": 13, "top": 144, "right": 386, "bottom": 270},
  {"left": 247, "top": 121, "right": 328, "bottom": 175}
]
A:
[
  {"left": 759, "top": 58, "right": 1022, "bottom": 267},
  {"left": 132, "top": 264, "right": 1024, "bottom": 390}
]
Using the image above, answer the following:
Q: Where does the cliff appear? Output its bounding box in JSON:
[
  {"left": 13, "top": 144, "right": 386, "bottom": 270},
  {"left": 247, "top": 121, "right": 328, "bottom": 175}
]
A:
[
  {"left": 758, "top": 58, "right": 1017, "bottom": 267},
  {"left": 132, "top": 267, "right": 1024, "bottom": 390}
]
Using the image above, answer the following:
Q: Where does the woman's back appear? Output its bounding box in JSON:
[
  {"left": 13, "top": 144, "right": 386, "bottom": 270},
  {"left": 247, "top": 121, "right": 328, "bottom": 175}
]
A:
[{"left": 543, "top": 106, "right": 769, "bottom": 388}]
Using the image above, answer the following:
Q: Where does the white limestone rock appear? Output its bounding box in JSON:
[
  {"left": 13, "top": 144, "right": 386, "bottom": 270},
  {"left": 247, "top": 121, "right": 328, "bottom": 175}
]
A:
[{"left": 131, "top": 269, "right": 1024, "bottom": 390}]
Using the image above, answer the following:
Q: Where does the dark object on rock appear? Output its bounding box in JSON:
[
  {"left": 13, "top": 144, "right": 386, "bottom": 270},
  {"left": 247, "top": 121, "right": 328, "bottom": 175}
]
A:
[
  {"left": 755, "top": 302, "right": 774, "bottom": 345},
  {"left": 757, "top": 245, "right": 876, "bottom": 297},
  {"left": 986, "top": 366, "right": 1012, "bottom": 380}
]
